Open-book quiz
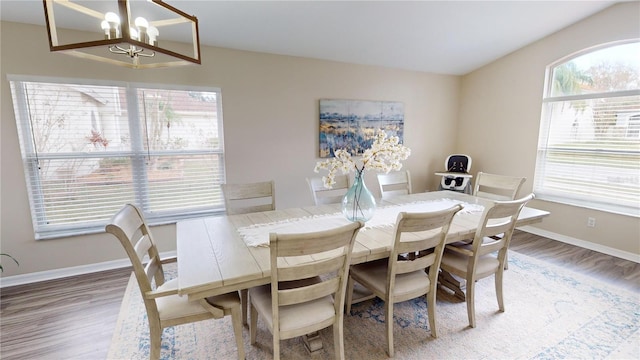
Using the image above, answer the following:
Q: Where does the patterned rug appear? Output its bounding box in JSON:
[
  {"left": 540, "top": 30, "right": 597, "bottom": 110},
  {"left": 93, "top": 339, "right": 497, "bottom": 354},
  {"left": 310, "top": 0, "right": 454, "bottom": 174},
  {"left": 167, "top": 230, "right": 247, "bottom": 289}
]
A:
[{"left": 108, "top": 252, "right": 639, "bottom": 359}]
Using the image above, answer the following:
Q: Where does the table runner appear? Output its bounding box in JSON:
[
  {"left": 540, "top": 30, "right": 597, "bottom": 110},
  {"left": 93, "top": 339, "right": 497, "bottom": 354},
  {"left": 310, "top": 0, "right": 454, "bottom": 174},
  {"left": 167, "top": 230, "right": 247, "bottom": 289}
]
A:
[{"left": 237, "top": 198, "right": 483, "bottom": 247}]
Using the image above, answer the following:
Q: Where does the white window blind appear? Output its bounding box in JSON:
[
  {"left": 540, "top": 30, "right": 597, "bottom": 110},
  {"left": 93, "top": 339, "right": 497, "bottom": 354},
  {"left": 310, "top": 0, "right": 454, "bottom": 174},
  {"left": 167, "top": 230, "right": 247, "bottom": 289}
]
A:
[
  {"left": 534, "top": 41, "right": 640, "bottom": 216},
  {"left": 9, "top": 77, "right": 226, "bottom": 239}
]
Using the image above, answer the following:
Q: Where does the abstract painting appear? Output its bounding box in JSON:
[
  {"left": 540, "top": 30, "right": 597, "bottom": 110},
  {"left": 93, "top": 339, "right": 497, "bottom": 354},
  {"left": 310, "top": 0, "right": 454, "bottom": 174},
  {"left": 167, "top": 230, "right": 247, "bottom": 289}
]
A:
[{"left": 319, "top": 99, "right": 404, "bottom": 158}]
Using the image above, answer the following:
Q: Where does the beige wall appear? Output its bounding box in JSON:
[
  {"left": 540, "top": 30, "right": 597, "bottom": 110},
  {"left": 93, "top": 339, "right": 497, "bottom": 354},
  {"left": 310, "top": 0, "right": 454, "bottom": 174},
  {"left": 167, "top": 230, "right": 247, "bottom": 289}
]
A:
[
  {"left": 457, "top": 2, "right": 640, "bottom": 256},
  {"left": 0, "top": 21, "right": 460, "bottom": 277}
]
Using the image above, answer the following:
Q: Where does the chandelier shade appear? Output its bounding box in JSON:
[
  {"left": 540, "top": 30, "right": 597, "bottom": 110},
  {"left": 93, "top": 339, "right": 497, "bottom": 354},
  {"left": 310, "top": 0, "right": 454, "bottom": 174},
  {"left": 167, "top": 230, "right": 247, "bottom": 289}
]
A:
[{"left": 43, "top": 0, "right": 201, "bottom": 69}]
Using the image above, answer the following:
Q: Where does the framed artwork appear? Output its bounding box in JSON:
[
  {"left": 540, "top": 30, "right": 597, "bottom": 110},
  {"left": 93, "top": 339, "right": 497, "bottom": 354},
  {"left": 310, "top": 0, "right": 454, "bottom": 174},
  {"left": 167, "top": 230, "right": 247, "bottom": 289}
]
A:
[{"left": 319, "top": 99, "right": 404, "bottom": 158}]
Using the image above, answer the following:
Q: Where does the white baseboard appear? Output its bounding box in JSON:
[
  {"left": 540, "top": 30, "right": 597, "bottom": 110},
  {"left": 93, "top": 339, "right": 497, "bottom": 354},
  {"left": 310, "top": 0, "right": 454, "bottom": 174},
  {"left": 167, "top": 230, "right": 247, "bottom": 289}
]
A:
[
  {"left": 518, "top": 226, "right": 640, "bottom": 264},
  {"left": 0, "top": 251, "right": 176, "bottom": 288}
]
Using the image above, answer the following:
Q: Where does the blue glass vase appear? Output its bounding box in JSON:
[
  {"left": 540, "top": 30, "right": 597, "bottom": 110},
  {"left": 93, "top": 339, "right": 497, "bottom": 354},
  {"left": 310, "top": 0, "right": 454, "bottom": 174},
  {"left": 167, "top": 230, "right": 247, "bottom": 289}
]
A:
[{"left": 342, "top": 170, "right": 376, "bottom": 222}]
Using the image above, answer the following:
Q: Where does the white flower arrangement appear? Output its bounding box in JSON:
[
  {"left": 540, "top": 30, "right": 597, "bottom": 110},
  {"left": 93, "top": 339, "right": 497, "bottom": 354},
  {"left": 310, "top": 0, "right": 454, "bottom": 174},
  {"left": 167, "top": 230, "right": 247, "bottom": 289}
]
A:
[{"left": 314, "top": 129, "right": 411, "bottom": 188}]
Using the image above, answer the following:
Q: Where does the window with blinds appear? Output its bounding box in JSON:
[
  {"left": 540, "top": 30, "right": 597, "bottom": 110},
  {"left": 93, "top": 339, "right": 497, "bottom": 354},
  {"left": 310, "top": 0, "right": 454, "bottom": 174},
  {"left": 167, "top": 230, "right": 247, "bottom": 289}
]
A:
[
  {"left": 534, "top": 40, "right": 640, "bottom": 216},
  {"left": 9, "top": 77, "right": 226, "bottom": 239}
]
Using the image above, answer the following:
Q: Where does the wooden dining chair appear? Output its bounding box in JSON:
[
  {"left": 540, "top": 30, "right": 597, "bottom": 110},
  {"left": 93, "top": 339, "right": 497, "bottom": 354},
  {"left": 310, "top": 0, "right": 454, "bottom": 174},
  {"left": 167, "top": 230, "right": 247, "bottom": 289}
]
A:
[
  {"left": 473, "top": 172, "right": 526, "bottom": 201},
  {"left": 439, "top": 194, "right": 534, "bottom": 328},
  {"left": 345, "top": 205, "right": 462, "bottom": 357},
  {"left": 105, "top": 204, "right": 244, "bottom": 360},
  {"left": 377, "top": 170, "right": 412, "bottom": 200},
  {"left": 221, "top": 180, "right": 276, "bottom": 215},
  {"left": 472, "top": 172, "right": 526, "bottom": 269},
  {"left": 306, "top": 174, "right": 350, "bottom": 205},
  {"left": 249, "top": 221, "right": 364, "bottom": 360},
  {"left": 221, "top": 180, "right": 276, "bottom": 326}
]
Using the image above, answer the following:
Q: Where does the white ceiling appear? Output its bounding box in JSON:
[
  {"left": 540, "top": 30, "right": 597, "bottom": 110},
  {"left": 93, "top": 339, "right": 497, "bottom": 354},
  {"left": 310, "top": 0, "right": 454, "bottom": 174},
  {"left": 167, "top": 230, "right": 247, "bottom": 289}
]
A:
[{"left": 0, "top": 0, "right": 620, "bottom": 75}]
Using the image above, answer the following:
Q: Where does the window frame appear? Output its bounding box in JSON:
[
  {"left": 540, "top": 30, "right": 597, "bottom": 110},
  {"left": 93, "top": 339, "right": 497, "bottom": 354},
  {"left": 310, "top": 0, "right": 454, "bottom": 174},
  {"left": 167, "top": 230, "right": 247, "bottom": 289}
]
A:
[
  {"left": 8, "top": 75, "right": 227, "bottom": 239},
  {"left": 534, "top": 40, "right": 640, "bottom": 217}
]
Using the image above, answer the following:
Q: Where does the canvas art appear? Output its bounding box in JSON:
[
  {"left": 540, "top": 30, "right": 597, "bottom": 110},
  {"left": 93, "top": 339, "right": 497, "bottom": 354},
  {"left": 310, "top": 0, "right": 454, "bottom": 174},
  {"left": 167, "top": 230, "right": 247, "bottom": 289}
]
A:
[{"left": 319, "top": 99, "right": 404, "bottom": 158}]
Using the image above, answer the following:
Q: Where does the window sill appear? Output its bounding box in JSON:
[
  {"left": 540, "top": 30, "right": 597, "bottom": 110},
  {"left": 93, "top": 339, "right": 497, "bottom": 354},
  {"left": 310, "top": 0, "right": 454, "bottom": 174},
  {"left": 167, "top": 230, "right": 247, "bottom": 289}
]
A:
[{"left": 534, "top": 193, "right": 640, "bottom": 218}]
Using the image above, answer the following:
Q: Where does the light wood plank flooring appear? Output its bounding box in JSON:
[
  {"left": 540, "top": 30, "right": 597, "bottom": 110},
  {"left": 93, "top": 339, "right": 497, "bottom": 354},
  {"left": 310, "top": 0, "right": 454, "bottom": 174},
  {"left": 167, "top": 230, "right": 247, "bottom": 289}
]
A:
[{"left": 1, "top": 230, "right": 638, "bottom": 360}]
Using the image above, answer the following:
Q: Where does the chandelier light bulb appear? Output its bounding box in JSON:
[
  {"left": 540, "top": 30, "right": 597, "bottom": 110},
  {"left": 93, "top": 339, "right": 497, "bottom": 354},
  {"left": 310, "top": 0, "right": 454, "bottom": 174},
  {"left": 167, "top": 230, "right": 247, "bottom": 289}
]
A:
[
  {"left": 134, "top": 17, "right": 148, "bottom": 43},
  {"left": 129, "top": 27, "right": 139, "bottom": 41},
  {"left": 134, "top": 17, "right": 148, "bottom": 29},
  {"left": 104, "top": 12, "right": 120, "bottom": 24},
  {"left": 100, "top": 20, "right": 110, "bottom": 38},
  {"left": 147, "top": 26, "right": 159, "bottom": 46},
  {"left": 103, "top": 12, "right": 120, "bottom": 39}
]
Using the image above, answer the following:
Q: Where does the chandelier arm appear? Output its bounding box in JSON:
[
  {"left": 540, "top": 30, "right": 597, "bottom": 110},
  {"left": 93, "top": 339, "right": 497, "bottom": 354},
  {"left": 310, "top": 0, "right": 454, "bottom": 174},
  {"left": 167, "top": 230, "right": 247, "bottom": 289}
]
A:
[
  {"left": 109, "top": 45, "right": 129, "bottom": 55},
  {"left": 137, "top": 51, "right": 155, "bottom": 58},
  {"left": 108, "top": 44, "right": 155, "bottom": 58}
]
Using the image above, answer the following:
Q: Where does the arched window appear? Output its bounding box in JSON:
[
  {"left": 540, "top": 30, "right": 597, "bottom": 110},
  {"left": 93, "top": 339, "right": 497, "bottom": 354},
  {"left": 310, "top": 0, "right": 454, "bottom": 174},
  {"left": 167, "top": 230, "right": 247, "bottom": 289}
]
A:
[{"left": 534, "top": 40, "right": 640, "bottom": 216}]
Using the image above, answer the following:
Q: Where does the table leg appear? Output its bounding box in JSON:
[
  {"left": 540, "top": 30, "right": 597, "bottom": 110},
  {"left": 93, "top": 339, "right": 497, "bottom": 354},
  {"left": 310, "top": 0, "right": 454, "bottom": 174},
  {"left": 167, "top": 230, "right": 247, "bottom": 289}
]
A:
[
  {"left": 439, "top": 269, "right": 466, "bottom": 300},
  {"left": 302, "top": 332, "right": 323, "bottom": 353}
]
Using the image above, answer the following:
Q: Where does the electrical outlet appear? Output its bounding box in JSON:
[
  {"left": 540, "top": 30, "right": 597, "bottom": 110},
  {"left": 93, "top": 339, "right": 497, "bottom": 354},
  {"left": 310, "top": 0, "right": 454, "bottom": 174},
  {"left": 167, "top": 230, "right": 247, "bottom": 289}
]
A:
[{"left": 587, "top": 217, "right": 596, "bottom": 227}]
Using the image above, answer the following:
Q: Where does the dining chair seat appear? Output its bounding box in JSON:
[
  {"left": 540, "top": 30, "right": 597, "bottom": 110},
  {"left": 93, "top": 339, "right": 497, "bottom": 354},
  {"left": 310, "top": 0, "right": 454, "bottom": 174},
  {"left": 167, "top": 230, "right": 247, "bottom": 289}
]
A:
[
  {"left": 249, "top": 277, "right": 336, "bottom": 334},
  {"left": 439, "top": 248, "right": 500, "bottom": 278},
  {"left": 155, "top": 278, "right": 241, "bottom": 321},
  {"left": 348, "top": 259, "right": 432, "bottom": 300}
]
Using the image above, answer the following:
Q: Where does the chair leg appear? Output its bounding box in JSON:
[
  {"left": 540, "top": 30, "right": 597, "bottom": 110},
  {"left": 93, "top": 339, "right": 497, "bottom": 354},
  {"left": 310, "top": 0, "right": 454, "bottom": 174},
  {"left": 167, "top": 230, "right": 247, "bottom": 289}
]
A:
[
  {"left": 230, "top": 305, "right": 245, "bottom": 360},
  {"left": 385, "top": 300, "right": 394, "bottom": 357},
  {"left": 149, "top": 324, "right": 162, "bottom": 360},
  {"left": 466, "top": 277, "right": 476, "bottom": 328},
  {"left": 241, "top": 289, "right": 248, "bottom": 325},
  {"left": 273, "top": 332, "right": 281, "bottom": 360},
  {"left": 496, "top": 269, "right": 505, "bottom": 312},
  {"left": 345, "top": 276, "right": 354, "bottom": 314},
  {"left": 333, "top": 318, "right": 346, "bottom": 360},
  {"left": 426, "top": 290, "right": 438, "bottom": 338},
  {"left": 249, "top": 302, "right": 258, "bottom": 345}
]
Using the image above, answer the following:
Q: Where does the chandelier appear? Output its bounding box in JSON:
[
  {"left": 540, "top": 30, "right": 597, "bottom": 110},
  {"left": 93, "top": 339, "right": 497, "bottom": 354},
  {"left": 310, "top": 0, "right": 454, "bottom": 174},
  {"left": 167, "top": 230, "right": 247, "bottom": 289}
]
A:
[{"left": 43, "top": 0, "right": 200, "bottom": 69}]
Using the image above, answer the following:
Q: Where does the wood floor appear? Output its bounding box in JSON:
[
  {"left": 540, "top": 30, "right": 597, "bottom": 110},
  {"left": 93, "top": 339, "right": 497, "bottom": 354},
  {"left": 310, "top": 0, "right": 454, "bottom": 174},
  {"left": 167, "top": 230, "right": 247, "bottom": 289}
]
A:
[{"left": 1, "top": 230, "right": 638, "bottom": 360}]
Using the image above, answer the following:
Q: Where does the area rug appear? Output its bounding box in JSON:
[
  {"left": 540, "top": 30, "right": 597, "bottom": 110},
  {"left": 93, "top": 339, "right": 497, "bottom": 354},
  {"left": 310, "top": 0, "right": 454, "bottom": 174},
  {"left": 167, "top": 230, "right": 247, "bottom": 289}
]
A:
[{"left": 107, "top": 252, "right": 639, "bottom": 359}]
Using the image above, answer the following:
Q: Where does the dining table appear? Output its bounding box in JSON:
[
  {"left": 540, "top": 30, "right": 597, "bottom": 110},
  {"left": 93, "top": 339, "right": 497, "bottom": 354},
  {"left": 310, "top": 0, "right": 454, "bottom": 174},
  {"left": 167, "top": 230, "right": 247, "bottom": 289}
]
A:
[
  {"left": 175, "top": 190, "right": 549, "bottom": 351},
  {"left": 176, "top": 189, "right": 549, "bottom": 298}
]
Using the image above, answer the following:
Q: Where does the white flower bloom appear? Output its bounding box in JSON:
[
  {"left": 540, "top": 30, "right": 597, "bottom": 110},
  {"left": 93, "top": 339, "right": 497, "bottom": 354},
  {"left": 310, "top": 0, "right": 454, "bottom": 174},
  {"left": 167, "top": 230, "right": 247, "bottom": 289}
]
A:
[{"left": 314, "top": 129, "right": 411, "bottom": 188}]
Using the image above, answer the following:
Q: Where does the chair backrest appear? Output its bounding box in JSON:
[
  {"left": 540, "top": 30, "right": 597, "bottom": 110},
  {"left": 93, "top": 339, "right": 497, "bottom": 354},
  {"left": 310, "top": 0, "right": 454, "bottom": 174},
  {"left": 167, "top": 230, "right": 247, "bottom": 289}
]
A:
[
  {"left": 269, "top": 221, "right": 363, "bottom": 339},
  {"left": 473, "top": 172, "right": 526, "bottom": 201},
  {"left": 222, "top": 180, "right": 276, "bottom": 215},
  {"left": 470, "top": 193, "right": 535, "bottom": 265},
  {"left": 377, "top": 170, "right": 412, "bottom": 200},
  {"left": 386, "top": 205, "right": 462, "bottom": 295},
  {"left": 440, "top": 154, "right": 472, "bottom": 191},
  {"left": 306, "top": 175, "right": 350, "bottom": 205},
  {"left": 105, "top": 204, "right": 166, "bottom": 312}
]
